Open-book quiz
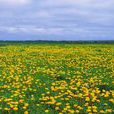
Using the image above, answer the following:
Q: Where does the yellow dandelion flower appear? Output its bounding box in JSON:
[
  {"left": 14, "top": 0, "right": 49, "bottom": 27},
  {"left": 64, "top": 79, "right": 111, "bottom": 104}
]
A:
[
  {"left": 45, "top": 109, "right": 49, "bottom": 113},
  {"left": 24, "top": 111, "right": 29, "bottom": 114},
  {"left": 13, "top": 107, "right": 18, "bottom": 111},
  {"left": 85, "top": 97, "right": 90, "bottom": 101}
]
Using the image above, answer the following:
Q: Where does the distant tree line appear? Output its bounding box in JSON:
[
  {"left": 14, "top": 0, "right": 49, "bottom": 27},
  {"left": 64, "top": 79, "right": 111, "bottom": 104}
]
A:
[{"left": 0, "top": 40, "right": 114, "bottom": 46}]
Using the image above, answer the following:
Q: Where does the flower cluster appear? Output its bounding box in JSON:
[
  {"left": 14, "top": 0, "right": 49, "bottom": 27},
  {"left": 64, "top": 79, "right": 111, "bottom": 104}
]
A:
[{"left": 0, "top": 43, "right": 113, "bottom": 114}]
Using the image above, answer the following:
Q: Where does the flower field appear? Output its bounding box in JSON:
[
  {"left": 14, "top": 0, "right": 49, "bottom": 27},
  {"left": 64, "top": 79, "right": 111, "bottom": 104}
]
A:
[{"left": 0, "top": 42, "right": 114, "bottom": 114}]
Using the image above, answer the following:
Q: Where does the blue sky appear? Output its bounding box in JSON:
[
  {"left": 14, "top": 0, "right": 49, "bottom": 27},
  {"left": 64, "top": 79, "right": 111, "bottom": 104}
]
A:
[{"left": 0, "top": 0, "right": 114, "bottom": 40}]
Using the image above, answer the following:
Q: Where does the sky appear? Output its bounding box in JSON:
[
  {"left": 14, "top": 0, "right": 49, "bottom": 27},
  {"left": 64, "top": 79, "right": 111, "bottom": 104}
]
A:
[{"left": 0, "top": 0, "right": 114, "bottom": 41}]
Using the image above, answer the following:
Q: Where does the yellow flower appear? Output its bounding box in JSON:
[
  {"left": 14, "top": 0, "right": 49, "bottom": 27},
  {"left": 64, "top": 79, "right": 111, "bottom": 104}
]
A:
[
  {"left": 75, "top": 110, "right": 79, "bottom": 113},
  {"left": 24, "top": 111, "right": 29, "bottom": 114},
  {"left": 85, "top": 97, "right": 90, "bottom": 101},
  {"left": 55, "top": 107, "right": 60, "bottom": 110},
  {"left": 45, "top": 109, "right": 49, "bottom": 113},
  {"left": 36, "top": 104, "right": 40, "bottom": 106},
  {"left": 14, "top": 102, "right": 18, "bottom": 105},
  {"left": 23, "top": 106, "right": 27, "bottom": 110},
  {"left": 66, "top": 105, "right": 70, "bottom": 109},
  {"left": 63, "top": 108, "right": 67, "bottom": 111},
  {"left": 87, "top": 109, "right": 91, "bottom": 112},
  {"left": 19, "top": 99, "right": 24, "bottom": 103},
  {"left": 93, "top": 109, "right": 97, "bottom": 113},
  {"left": 13, "top": 107, "right": 18, "bottom": 111},
  {"left": 70, "top": 110, "right": 75, "bottom": 113},
  {"left": 77, "top": 106, "right": 83, "bottom": 110},
  {"left": 92, "top": 106, "right": 97, "bottom": 109},
  {"left": 109, "top": 99, "right": 114, "bottom": 103},
  {"left": 100, "top": 110, "right": 105, "bottom": 113},
  {"left": 4, "top": 108, "right": 10, "bottom": 111},
  {"left": 24, "top": 103, "right": 29, "bottom": 107},
  {"left": 106, "top": 109, "right": 112, "bottom": 113},
  {"left": 84, "top": 103, "right": 89, "bottom": 106},
  {"left": 56, "top": 102, "right": 62, "bottom": 106}
]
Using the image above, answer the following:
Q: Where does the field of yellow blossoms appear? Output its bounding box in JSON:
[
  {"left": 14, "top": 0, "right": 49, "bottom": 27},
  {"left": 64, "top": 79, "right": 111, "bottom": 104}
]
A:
[{"left": 0, "top": 42, "right": 114, "bottom": 114}]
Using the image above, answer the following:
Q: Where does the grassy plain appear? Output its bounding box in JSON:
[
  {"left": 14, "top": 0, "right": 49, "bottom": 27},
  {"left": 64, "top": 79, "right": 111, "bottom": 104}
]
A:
[{"left": 0, "top": 42, "right": 114, "bottom": 114}]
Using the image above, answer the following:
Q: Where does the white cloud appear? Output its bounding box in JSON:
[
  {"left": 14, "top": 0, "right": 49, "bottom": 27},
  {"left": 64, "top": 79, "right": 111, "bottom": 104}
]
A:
[
  {"left": 0, "top": 0, "right": 31, "bottom": 6},
  {"left": 45, "top": 0, "right": 114, "bottom": 8},
  {"left": 0, "top": 26, "right": 64, "bottom": 35},
  {"left": 30, "top": 11, "right": 51, "bottom": 18},
  {"left": 0, "top": 0, "right": 114, "bottom": 40},
  {"left": 0, "top": 26, "right": 113, "bottom": 36}
]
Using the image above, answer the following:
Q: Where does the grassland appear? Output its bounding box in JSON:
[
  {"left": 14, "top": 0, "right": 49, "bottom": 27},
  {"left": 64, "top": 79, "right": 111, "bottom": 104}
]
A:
[{"left": 0, "top": 42, "right": 114, "bottom": 114}]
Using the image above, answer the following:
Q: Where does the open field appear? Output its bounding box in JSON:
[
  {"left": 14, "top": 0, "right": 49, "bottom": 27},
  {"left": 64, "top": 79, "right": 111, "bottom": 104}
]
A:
[{"left": 0, "top": 42, "right": 114, "bottom": 114}]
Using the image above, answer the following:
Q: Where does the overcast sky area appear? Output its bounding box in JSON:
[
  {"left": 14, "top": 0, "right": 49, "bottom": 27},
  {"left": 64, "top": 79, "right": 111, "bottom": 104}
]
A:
[{"left": 0, "top": 0, "right": 114, "bottom": 41}]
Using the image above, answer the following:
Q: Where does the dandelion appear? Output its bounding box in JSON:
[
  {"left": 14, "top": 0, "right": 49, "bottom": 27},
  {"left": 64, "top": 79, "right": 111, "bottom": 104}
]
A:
[
  {"left": 45, "top": 109, "right": 49, "bottom": 113},
  {"left": 13, "top": 107, "right": 18, "bottom": 111},
  {"left": 24, "top": 111, "right": 29, "bottom": 114}
]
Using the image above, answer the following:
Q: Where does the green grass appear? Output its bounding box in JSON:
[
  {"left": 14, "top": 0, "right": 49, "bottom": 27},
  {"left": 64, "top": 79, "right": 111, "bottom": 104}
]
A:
[{"left": 0, "top": 42, "right": 113, "bottom": 114}]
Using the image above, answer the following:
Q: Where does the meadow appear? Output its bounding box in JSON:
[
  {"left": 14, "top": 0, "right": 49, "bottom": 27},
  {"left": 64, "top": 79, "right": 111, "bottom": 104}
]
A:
[{"left": 0, "top": 42, "right": 113, "bottom": 114}]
